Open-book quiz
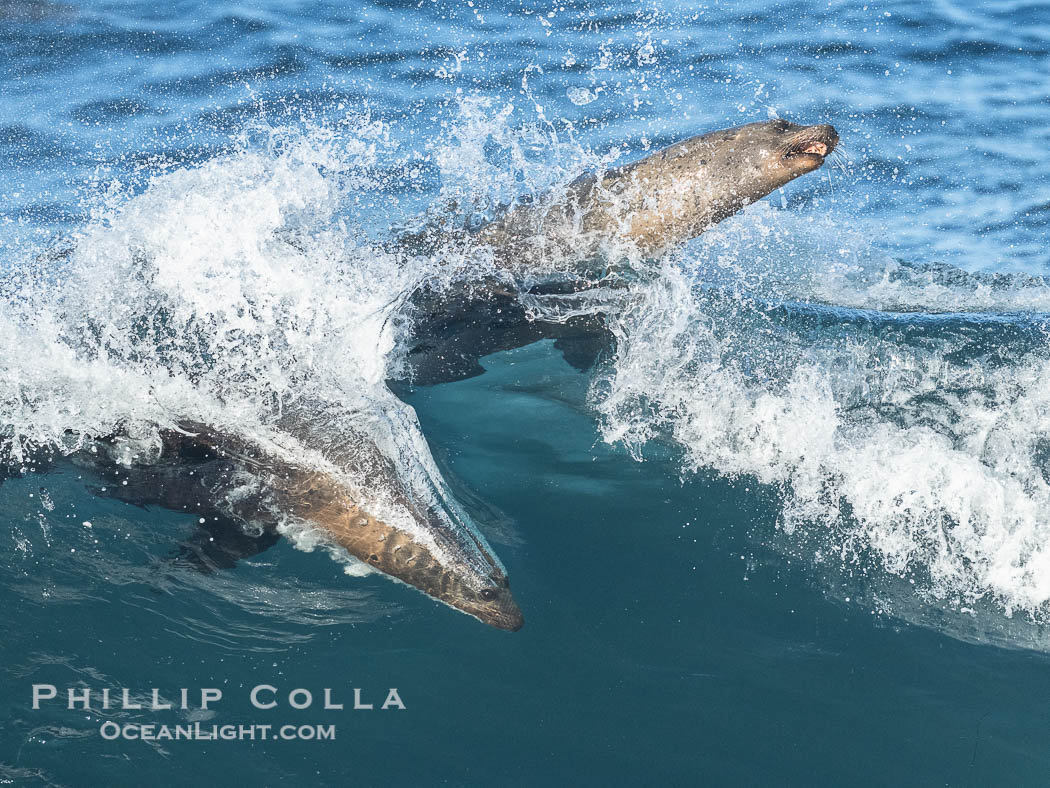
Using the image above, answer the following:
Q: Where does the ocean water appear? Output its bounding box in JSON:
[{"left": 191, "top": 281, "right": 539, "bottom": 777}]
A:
[{"left": 4, "top": 0, "right": 1050, "bottom": 784}]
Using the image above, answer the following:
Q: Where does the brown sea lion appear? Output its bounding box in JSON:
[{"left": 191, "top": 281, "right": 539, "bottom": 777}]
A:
[
  {"left": 83, "top": 406, "right": 525, "bottom": 632},
  {"left": 477, "top": 119, "right": 838, "bottom": 263},
  {"left": 405, "top": 118, "right": 839, "bottom": 382}
]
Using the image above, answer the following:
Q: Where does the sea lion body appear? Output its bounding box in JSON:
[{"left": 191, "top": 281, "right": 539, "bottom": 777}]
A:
[{"left": 80, "top": 403, "right": 524, "bottom": 632}]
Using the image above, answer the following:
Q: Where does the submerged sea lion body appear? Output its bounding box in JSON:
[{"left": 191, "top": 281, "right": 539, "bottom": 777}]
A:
[
  {"left": 17, "top": 118, "right": 837, "bottom": 630},
  {"left": 81, "top": 407, "right": 525, "bottom": 631},
  {"left": 403, "top": 277, "right": 614, "bottom": 384}
]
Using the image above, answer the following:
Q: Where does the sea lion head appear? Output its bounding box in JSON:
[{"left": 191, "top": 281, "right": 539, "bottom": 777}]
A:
[
  {"left": 408, "top": 492, "right": 524, "bottom": 631},
  {"left": 385, "top": 452, "right": 526, "bottom": 631},
  {"left": 311, "top": 478, "right": 526, "bottom": 631},
  {"left": 438, "top": 564, "right": 524, "bottom": 632},
  {"left": 700, "top": 118, "right": 839, "bottom": 195},
  {"left": 587, "top": 118, "right": 840, "bottom": 254},
  {"left": 765, "top": 118, "right": 839, "bottom": 178}
]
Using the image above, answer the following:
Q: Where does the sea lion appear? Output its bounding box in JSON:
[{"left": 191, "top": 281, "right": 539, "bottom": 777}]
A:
[
  {"left": 9, "top": 118, "right": 837, "bottom": 630},
  {"left": 403, "top": 119, "right": 838, "bottom": 382},
  {"left": 79, "top": 402, "right": 525, "bottom": 632},
  {"left": 401, "top": 118, "right": 838, "bottom": 275},
  {"left": 479, "top": 118, "right": 838, "bottom": 263}
]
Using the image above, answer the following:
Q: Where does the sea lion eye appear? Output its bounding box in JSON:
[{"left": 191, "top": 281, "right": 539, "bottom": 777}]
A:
[{"left": 480, "top": 588, "right": 497, "bottom": 601}]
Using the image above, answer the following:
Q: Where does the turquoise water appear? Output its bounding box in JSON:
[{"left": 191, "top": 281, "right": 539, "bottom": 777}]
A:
[{"left": 5, "top": 0, "right": 1050, "bottom": 785}]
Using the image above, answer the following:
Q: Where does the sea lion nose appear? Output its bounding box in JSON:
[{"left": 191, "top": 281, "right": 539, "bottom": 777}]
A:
[
  {"left": 501, "top": 605, "right": 525, "bottom": 632},
  {"left": 485, "top": 591, "right": 524, "bottom": 631},
  {"left": 812, "top": 123, "right": 839, "bottom": 152},
  {"left": 506, "top": 610, "right": 525, "bottom": 632}
]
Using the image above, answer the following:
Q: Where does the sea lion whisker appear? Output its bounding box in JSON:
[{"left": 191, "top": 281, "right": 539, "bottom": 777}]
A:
[{"left": 828, "top": 144, "right": 852, "bottom": 166}]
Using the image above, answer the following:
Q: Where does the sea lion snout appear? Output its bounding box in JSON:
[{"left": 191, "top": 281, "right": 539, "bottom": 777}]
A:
[
  {"left": 779, "top": 122, "right": 838, "bottom": 166},
  {"left": 798, "top": 123, "right": 838, "bottom": 154},
  {"left": 488, "top": 601, "right": 525, "bottom": 632},
  {"left": 466, "top": 581, "right": 525, "bottom": 631}
]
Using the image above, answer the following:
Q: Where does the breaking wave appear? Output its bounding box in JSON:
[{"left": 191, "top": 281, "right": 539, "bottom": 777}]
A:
[
  {"left": 596, "top": 204, "right": 1050, "bottom": 638},
  {"left": 4, "top": 104, "right": 1050, "bottom": 646}
]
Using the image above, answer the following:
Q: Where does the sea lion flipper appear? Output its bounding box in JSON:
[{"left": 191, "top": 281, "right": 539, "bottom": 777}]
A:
[
  {"left": 170, "top": 517, "right": 281, "bottom": 573},
  {"left": 74, "top": 434, "right": 283, "bottom": 573},
  {"left": 553, "top": 330, "right": 615, "bottom": 373}
]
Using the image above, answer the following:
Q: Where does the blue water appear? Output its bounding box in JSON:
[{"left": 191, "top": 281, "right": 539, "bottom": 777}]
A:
[{"left": 5, "top": 0, "right": 1050, "bottom": 784}]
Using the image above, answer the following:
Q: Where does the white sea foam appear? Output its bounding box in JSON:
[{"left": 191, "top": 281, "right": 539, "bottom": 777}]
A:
[{"left": 594, "top": 204, "right": 1050, "bottom": 632}]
